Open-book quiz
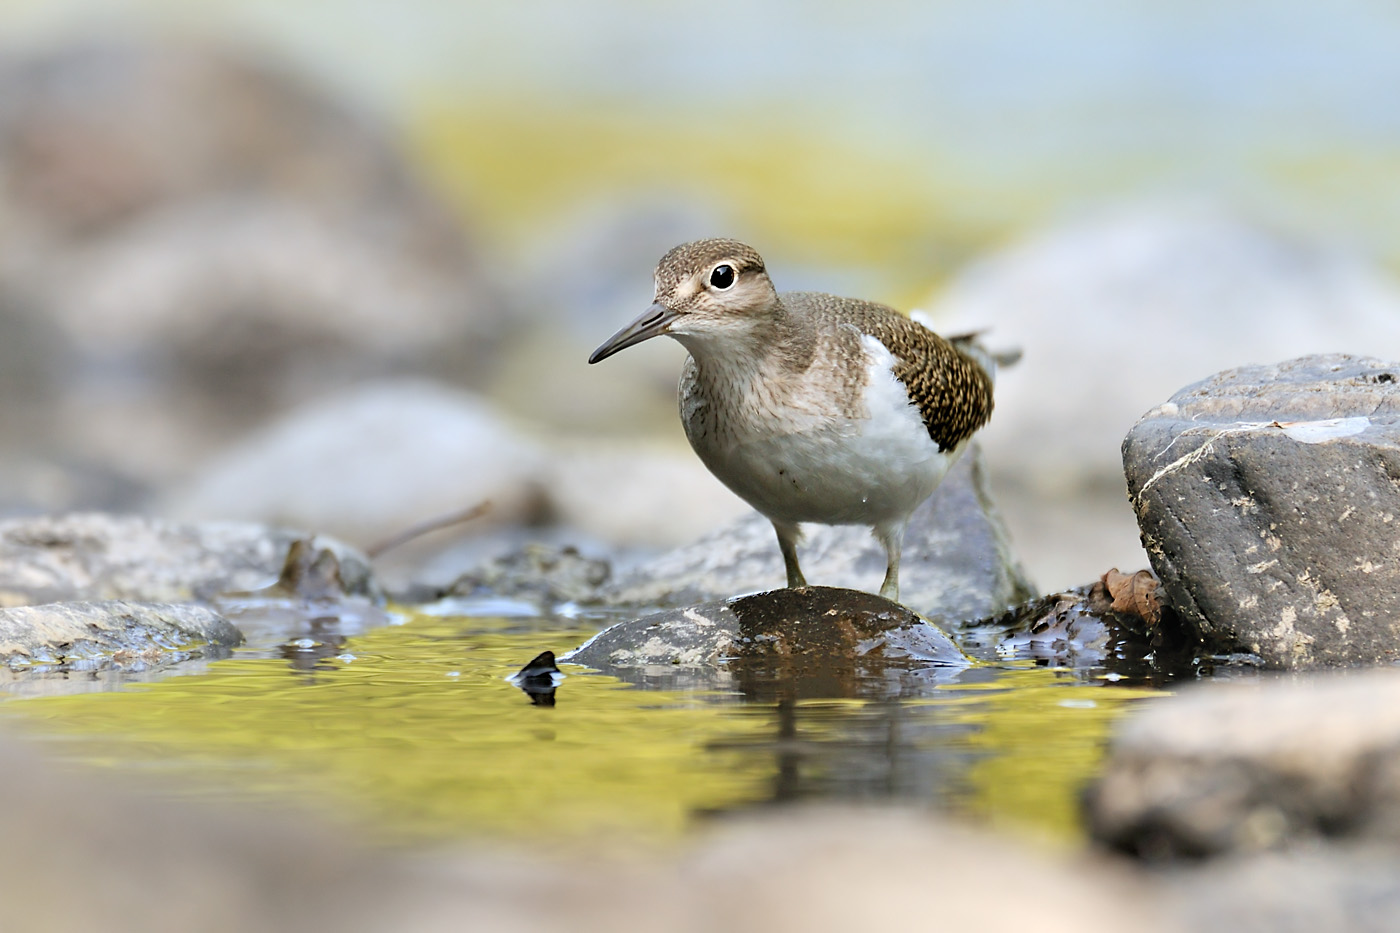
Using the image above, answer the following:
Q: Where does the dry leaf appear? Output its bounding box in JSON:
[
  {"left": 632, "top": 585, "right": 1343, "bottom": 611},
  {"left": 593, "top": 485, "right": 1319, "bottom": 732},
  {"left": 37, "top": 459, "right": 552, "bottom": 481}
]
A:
[{"left": 1101, "top": 567, "right": 1163, "bottom": 627}]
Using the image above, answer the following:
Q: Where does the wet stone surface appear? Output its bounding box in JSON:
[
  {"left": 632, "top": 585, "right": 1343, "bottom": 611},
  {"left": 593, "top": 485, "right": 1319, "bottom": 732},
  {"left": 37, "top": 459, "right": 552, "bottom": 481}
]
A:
[
  {"left": 1124, "top": 354, "right": 1400, "bottom": 669},
  {"left": 0, "top": 600, "right": 241, "bottom": 670},
  {"left": 566, "top": 585, "right": 968, "bottom": 699},
  {"left": 962, "top": 570, "right": 1201, "bottom": 683}
]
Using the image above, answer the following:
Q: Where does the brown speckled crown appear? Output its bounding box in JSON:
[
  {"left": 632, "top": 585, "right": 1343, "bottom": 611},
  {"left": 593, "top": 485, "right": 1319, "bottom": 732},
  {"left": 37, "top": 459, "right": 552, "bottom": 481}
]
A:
[
  {"left": 654, "top": 239, "right": 766, "bottom": 295},
  {"left": 786, "top": 293, "right": 995, "bottom": 452}
]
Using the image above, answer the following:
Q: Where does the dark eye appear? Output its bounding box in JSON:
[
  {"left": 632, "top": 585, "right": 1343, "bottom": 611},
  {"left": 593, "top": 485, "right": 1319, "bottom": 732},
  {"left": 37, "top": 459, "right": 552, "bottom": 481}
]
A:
[{"left": 709, "top": 264, "right": 735, "bottom": 289}]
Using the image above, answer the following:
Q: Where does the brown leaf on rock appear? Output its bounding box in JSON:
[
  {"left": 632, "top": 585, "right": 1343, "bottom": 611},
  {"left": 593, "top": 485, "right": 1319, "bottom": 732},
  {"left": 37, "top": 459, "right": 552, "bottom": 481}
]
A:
[{"left": 1100, "top": 568, "right": 1163, "bottom": 627}]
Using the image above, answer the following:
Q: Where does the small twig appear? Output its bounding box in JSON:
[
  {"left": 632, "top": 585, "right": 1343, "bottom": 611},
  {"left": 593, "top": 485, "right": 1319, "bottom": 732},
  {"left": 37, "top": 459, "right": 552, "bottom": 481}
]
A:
[{"left": 365, "top": 500, "right": 491, "bottom": 559}]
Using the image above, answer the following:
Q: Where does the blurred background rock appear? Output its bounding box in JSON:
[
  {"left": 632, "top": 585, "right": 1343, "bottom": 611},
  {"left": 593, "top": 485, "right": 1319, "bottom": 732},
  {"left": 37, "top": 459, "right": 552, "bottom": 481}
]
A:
[{"left": 1, "top": 1, "right": 1399, "bottom": 590}]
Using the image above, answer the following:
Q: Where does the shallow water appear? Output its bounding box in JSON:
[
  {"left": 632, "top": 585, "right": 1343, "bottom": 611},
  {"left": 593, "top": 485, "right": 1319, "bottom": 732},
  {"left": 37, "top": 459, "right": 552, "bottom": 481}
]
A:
[{"left": 0, "top": 605, "right": 1162, "bottom": 846}]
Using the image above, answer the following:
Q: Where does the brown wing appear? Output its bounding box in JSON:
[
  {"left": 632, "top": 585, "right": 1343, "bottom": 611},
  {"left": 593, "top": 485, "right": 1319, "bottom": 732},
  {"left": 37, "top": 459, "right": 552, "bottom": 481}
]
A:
[{"left": 791, "top": 293, "right": 995, "bottom": 452}]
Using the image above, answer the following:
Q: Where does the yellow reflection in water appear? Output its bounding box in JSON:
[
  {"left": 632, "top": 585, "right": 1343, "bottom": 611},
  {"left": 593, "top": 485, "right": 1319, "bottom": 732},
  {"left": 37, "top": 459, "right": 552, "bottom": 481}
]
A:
[
  {"left": 0, "top": 612, "right": 777, "bottom": 844},
  {"left": 927, "top": 668, "right": 1163, "bottom": 840},
  {"left": 0, "top": 612, "right": 1163, "bottom": 846}
]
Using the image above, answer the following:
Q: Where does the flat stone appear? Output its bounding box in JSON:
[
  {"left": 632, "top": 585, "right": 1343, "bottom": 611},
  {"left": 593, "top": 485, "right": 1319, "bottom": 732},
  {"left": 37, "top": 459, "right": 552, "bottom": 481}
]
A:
[
  {"left": 1123, "top": 354, "right": 1400, "bottom": 669},
  {"left": 0, "top": 600, "right": 241, "bottom": 668},
  {"left": 0, "top": 513, "right": 377, "bottom": 607},
  {"left": 566, "top": 585, "right": 968, "bottom": 699},
  {"left": 1085, "top": 669, "right": 1400, "bottom": 860},
  {"left": 599, "top": 445, "right": 1035, "bottom": 622}
]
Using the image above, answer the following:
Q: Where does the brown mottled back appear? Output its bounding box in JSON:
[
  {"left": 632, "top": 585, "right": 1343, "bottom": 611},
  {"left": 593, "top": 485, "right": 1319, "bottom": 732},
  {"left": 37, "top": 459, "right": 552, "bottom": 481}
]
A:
[{"left": 784, "top": 292, "right": 995, "bottom": 452}]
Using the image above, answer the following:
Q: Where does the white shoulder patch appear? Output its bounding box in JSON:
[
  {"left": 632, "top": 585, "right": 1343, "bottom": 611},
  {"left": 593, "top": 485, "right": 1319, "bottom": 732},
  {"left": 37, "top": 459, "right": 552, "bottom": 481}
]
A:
[{"left": 909, "top": 309, "right": 938, "bottom": 332}]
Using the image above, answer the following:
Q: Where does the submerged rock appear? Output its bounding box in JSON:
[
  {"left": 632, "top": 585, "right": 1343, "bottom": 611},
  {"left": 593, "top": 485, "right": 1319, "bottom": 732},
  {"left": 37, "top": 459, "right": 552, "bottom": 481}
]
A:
[
  {"left": 600, "top": 446, "right": 1034, "bottom": 622},
  {"left": 0, "top": 600, "right": 241, "bottom": 669},
  {"left": 1086, "top": 669, "right": 1400, "bottom": 860},
  {"left": 1123, "top": 354, "right": 1400, "bottom": 669},
  {"left": 0, "top": 513, "right": 377, "bottom": 607},
  {"left": 566, "top": 585, "right": 967, "bottom": 699}
]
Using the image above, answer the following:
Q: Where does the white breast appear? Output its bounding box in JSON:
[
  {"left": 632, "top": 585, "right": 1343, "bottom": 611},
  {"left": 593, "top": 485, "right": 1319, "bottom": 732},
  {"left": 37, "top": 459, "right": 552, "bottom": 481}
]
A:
[{"left": 684, "top": 333, "right": 958, "bottom": 527}]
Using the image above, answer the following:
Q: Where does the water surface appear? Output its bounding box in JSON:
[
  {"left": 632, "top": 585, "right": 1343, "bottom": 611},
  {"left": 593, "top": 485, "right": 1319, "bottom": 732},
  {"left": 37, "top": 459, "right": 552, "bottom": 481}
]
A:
[{"left": 0, "top": 606, "right": 1161, "bottom": 845}]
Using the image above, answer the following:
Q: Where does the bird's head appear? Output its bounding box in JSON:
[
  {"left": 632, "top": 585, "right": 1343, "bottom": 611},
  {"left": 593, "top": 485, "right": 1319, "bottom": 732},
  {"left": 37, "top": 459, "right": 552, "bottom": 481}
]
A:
[{"left": 588, "top": 238, "right": 779, "bottom": 363}]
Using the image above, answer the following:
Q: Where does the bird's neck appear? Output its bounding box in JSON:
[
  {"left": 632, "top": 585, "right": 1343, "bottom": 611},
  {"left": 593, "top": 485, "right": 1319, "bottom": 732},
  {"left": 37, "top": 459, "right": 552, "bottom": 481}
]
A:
[{"left": 673, "top": 301, "right": 813, "bottom": 379}]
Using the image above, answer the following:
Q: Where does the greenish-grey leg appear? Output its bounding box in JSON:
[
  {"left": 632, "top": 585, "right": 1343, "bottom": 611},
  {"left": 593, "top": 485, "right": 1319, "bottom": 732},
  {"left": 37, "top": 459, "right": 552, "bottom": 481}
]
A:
[
  {"left": 874, "top": 522, "right": 905, "bottom": 603},
  {"left": 772, "top": 520, "right": 807, "bottom": 589}
]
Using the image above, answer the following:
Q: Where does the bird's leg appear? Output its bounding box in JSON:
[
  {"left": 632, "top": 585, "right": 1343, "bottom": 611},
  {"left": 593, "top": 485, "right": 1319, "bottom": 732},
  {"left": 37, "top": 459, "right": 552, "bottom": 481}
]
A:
[
  {"left": 772, "top": 520, "right": 807, "bottom": 589},
  {"left": 873, "top": 522, "right": 906, "bottom": 603}
]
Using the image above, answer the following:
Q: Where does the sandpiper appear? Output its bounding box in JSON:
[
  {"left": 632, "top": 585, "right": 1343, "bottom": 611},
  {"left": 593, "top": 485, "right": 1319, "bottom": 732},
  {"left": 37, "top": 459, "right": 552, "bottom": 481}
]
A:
[{"left": 588, "top": 239, "right": 997, "bottom": 603}]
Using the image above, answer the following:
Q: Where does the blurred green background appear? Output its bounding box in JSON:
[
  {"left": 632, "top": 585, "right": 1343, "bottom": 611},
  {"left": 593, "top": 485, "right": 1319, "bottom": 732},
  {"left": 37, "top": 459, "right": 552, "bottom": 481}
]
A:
[
  {"left": 2, "top": 0, "right": 1398, "bottom": 589},
  {"left": 6, "top": 0, "right": 1397, "bottom": 292}
]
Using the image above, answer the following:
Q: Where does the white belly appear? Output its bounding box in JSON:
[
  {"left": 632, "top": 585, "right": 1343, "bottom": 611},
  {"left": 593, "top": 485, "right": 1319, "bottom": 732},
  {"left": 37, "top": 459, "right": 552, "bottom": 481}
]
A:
[{"left": 685, "top": 335, "right": 956, "bottom": 527}]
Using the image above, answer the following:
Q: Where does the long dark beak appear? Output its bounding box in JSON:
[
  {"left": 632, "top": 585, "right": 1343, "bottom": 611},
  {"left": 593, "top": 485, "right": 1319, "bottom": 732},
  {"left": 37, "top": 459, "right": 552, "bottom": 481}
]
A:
[{"left": 588, "top": 302, "right": 682, "bottom": 364}]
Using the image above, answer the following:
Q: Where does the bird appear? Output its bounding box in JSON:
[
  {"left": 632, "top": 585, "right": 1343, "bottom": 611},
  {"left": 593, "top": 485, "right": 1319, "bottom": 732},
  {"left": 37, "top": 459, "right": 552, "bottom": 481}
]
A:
[{"left": 587, "top": 239, "right": 997, "bottom": 604}]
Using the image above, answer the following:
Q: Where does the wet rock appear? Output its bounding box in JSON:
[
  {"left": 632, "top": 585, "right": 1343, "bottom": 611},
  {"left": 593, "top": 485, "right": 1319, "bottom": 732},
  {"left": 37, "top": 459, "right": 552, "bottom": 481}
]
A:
[
  {"left": 1123, "top": 354, "right": 1400, "bottom": 669},
  {"left": 1085, "top": 669, "right": 1400, "bottom": 860},
  {"left": 600, "top": 445, "right": 1034, "bottom": 621},
  {"left": 567, "top": 585, "right": 968, "bottom": 699},
  {"left": 962, "top": 569, "right": 1197, "bottom": 680},
  {"left": 0, "top": 600, "right": 240, "bottom": 669},
  {"left": 934, "top": 203, "right": 1400, "bottom": 589},
  {"left": 442, "top": 544, "right": 610, "bottom": 606},
  {"left": 0, "top": 512, "right": 377, "bottom": 607}
]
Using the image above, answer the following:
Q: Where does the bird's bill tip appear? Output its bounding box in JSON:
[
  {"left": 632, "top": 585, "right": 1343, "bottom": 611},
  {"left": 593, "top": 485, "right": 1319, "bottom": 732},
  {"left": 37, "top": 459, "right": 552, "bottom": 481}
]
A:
[{"left": 588, "top": 302, "right": 680, "bottom": 364}]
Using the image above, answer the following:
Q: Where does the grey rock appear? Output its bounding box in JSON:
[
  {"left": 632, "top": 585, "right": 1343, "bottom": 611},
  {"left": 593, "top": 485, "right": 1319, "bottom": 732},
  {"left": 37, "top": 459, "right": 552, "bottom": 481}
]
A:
[
  {"left": 0, "top": 600, "right": 241, "bottom": 669},
  {"left": 933, "top": 204, "right": 1400, "bottom": 590},
  {"left": 600, "top": 445, "right": 1035, "bottom": 621},
  {"left": 157, "top": 381, "right": 547, "bottom": 551},
  {"left": 1086, "top": 669, "right": 1400, "bottom": 860},
  {"left": 1123, "top": 354, "right": 1400, "bottom": 669},
  {"left": 566, "top": 585, "right": 968, "bottom": 699},
  {"left": 0, "top": 38, "right": 506, "bottom": 514},
  {"left": 1166, "top": 845, "right": 1400, "bottom": 933},
  {"left": 0, "top": 512, "right": 377, "bottom": 607},
  {"left": 444, "top": 543, "right": 610, "bottom": 606}
]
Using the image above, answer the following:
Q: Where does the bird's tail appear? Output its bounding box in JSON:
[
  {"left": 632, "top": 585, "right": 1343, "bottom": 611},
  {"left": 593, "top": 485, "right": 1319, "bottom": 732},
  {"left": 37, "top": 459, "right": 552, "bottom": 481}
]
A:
[{"left": 910, "top": 311, "right": 1021, "bottom": 384}]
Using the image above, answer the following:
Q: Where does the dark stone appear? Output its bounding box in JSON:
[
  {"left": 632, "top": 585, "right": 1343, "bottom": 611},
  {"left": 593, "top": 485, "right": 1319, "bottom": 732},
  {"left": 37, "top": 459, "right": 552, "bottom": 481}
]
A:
[
  {"left": 961, "top": 574, "right": 1198, "bottom": 682},
  {"left": 600, "top": 445, "right": 1035, "bottom": 622},
  {"left": 1123, "top": 354, "right": 1400, "bottom": 669},
  {"left": 1085, "top": 669, "right": 1400, "bottom": 861},
  {"left": 0, "top": 600, "right": 241, "bottom": 670},
  {"left": 565, "top": 585, "right": 968, "bottom": 700}
]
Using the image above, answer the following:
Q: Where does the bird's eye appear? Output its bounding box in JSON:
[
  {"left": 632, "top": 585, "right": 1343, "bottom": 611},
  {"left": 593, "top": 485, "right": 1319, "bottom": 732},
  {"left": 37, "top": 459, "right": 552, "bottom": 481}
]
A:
[{"left": 709, "top": 264, "right": 736, "bottom": 289}]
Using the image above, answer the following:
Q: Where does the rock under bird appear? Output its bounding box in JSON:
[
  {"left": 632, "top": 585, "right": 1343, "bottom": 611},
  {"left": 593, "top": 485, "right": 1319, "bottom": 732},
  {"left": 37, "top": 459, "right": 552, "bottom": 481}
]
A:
[{"left": 588, "top": 239, "right": 997, "bottom": 603}]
